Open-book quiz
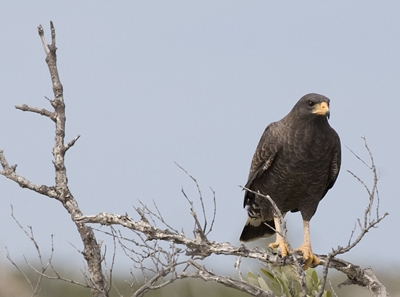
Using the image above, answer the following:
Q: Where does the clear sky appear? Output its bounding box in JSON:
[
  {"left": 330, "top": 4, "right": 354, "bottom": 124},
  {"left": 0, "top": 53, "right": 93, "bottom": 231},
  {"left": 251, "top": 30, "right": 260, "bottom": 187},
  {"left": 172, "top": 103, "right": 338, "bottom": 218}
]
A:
[{"left": 0, "top": 0, "right": 399, "bottom": 280}]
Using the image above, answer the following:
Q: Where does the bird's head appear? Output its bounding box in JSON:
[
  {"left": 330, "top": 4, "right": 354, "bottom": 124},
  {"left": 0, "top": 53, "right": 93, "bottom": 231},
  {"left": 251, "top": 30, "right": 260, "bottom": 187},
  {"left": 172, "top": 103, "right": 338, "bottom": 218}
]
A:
[{"left": 293, "top": 93, "right": 331, "bottom": 119}]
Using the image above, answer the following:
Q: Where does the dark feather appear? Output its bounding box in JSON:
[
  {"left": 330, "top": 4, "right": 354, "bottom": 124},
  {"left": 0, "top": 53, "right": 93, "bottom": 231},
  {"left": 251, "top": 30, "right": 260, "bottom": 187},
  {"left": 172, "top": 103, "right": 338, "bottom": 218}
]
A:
[{"left": 240, "top": 217, "right": 275, "bottom": 242}]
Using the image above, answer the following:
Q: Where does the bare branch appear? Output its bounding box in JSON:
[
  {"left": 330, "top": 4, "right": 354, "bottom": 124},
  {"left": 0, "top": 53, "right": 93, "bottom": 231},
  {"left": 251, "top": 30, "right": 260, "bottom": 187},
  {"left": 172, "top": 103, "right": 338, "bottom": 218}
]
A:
[
  {"left": 64, "top": 135, "right": 81, "bottom": 152},
  {"left": 317, "top": 138, "right": 389, "bottom": 297},
  {"left": 0, "top": 151, "right": 58, "bottom": 198},
  {"left": 180, "top": 259, "right": 276, "bottom": 297},
  {"left": 175, "top": 162, "right": 210, "bottom": 238},
  {"left": 37, "top": 22, "right": 107, "bottom": 297},
  {"left": 346, "top": 145, "right": 371, "bottom": 169},
  {"left": 15, "top": 104, "right": 56, "bottom": 121},
  {"left": 181, "top": 188, "right": 207, "bottom": 242},
  {"left": 234, "top": 256, "right": 244, "bottom": 281},
  {"left": 107, "top": 229, "right": 117, "bottom": 293},
  {"left": 146, "top": 200, "right": 180, "bottom": 234},
  {"left": 37, "top": 24, "right": 49, "bottom": 54},
  {"left": 101, "top": 224, "right": 188, "bottom": 297},
  {"left": 76, "top": 209, "right": 385, "bottom": 294},
  {"left": 206, "top": 186, "right": 217, "bottom": 235},
  {"left": 26, "top": 260, "right": 90, "bottom": 289},
  {"left": 0, "top": 22, "right": 109, "bottom": 297},
  {"left": 318, "top": 256, "right": 388, "bottom": 297},
  {"left": 7, "top": 210, "right": 92, "bottom": 295},
  {"left": 6, "top": 247, "right": 37, "bottom": 295},
  {"left": 78, "top": 150, "right": 388, "bottom": 297},
  {"left": 347, "top": 170, "right": 372, "bottom": 197}
]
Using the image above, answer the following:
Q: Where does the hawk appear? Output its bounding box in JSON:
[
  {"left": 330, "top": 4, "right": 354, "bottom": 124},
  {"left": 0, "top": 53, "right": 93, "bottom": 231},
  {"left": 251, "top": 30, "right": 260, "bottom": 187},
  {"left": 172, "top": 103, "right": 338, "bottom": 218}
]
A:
[{"left": 240, "top": 93, "right": 341, "bottom": 269}]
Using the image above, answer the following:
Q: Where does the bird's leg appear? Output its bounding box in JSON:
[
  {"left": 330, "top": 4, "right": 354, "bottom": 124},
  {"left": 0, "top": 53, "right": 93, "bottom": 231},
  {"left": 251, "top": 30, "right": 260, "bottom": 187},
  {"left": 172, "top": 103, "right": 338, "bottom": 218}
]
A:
[
  {"left": 268, "top": 216, "right": 290, "bottom": 257},
  {"left": 295, "top": 219, "right": 320, "bottom": 270}
]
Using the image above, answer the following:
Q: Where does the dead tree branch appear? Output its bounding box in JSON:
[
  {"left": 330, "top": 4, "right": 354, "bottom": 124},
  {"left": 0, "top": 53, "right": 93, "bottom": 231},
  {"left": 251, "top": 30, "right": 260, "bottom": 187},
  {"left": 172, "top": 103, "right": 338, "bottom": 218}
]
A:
[
  {"left": 0, "top": 22, "right": 108, "bottom": 297},
  {"left": 316, "top": 137, "right": 389, "bottom": 297},
  {"left": 78, "top": 149, "right": 388, "bottom": 297},
  {"left": 6, "top": 207, "right": 91, "bottom": 296},
  {"left": 77, "top": 209, "right": 387, "bottom": 296},
  {"left": 179, "top": 259, "right": 275, "bottom": 297},
  {"left": 78, "top": 138, "right": 388, "bottom": 296},
  {"left": 15, "top": 104, "right": 56, "bottom": 121}
]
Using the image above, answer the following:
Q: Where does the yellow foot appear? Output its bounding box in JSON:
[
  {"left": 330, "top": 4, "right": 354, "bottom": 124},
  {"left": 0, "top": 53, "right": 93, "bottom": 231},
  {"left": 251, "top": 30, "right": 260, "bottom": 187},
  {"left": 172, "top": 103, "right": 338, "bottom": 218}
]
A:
[
  {"left": 269, "top": 240, "right": 290, "bottom": 258},
  {"left": 294, "top": 244, "right": 320, "bottom": 270}
]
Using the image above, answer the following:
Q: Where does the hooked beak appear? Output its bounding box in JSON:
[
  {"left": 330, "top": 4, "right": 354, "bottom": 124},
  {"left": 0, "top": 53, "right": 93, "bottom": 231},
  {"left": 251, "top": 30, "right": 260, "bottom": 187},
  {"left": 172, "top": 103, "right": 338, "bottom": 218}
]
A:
[{"left": 313, "top": 102, "right": 330, "bottom": 119}]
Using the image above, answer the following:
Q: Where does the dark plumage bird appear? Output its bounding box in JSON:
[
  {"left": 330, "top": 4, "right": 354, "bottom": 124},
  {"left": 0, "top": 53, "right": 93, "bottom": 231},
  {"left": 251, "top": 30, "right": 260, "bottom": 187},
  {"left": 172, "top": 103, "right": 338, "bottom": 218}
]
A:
[{"left": 240, "top": 93, "right": 341, "bottom": 269}]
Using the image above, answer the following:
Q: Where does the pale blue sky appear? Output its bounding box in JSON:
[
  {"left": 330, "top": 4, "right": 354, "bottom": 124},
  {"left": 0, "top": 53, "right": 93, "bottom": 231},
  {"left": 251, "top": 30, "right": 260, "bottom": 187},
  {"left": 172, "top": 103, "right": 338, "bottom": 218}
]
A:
[{"left": 0, "top": 0, "right": 399, "bottom": 282}]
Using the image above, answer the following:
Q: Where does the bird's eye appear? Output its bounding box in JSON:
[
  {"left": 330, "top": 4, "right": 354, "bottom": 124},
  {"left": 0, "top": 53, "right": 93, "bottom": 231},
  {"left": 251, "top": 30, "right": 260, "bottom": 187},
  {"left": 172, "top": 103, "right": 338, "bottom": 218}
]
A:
[{"left": 307, "top": 101, "right": 315, "bottom": 107}]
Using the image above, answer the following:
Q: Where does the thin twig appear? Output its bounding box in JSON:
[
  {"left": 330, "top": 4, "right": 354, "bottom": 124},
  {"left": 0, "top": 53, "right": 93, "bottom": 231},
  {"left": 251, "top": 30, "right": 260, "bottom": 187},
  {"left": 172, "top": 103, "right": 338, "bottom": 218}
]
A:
[
  {"left": 181, "top": 187, "right": 207, "bottom": 241},
  {"left": 8, "top": 209, "right": 91, "bottom": 293},
  {"left": 235, "top": 256, "right": 244, "bottom": 281},
  {"left": 6, "top": 247, "right": 35, "bottom": 294},
  {"left": 175, "top": 162, "right": 208, "bottom": 234},
  {"left": 151, "top": 200, "right": 180, "bottom": 234},
  {"left": 64, "top": 135, "right": 81, "bottom": 152},
  {"left": 206, "top": 186, "right": 217, "bottom": 236},
  {"left": 37, "top": 24, "right": 49, "bottom": 54}
]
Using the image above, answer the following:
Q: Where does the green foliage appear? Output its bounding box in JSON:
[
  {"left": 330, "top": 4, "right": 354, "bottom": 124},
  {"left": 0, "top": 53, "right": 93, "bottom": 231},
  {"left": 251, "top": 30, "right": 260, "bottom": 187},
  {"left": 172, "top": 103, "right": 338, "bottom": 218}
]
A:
[{"left": 246, "top": 265, "right": 332, "bottom": 297}]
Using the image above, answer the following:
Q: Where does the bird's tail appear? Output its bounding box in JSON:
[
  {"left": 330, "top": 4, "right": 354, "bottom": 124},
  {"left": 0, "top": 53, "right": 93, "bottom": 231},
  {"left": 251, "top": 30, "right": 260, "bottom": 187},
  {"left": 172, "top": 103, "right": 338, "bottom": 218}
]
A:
[{"left": 239, "top": 216, "right": 275, "bottom": 242}]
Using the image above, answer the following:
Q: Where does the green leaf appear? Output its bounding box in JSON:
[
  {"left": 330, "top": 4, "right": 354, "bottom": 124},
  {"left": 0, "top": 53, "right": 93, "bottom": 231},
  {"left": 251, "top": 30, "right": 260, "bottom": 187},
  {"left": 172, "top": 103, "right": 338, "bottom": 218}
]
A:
[
  {"left": 280, "top": 269, "right": 289, "bottom": 283},
  {"left": 306, "top": 273, "right": 313, "bottom": 291},
  {"left": 282, "top": 265, "right": 294, "bottom": 277},
  {"left": 247, "top": 270, "right": 256, "bottom": 279},
  {"left": 260, "top": 268, "right": 276, "bottom": 281},
  {"left": 269, "top": 281, "right": 284, "bottom": 296},
  {"left": 258, "top": 275, "right": 271, "bottom": 291},
  {"left": 311, "top": 269, "right": 319, "bottom": 286},
  {"left": 247, "top": 271, "right": 259, "bottom": 286},
  {"left": 275, "top": 276, "right": 292, "bottom": 296},
  {"left": 322, "top": 290, "right": 333, "bottom": 297},
  {"left": 253, "top": 265, "right": 333, "bottom": 297}
]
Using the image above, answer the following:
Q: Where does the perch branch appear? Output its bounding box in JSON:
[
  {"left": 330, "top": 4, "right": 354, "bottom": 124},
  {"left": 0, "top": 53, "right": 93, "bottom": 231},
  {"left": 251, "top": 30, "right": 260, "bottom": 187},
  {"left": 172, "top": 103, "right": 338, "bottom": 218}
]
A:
[
  {"left": 77, "top": 210, "right": 386, "bottom": 296},
  {"left": 79, "top": 139, "right": 389, "bottom": 297}
]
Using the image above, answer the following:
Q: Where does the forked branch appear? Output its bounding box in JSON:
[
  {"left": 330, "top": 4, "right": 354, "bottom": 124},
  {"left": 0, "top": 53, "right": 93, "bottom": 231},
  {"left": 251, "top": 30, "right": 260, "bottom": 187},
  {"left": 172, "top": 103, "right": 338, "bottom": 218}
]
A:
[
  {"left": 317, "top": 137, "right": 388, "bottom": 297},
  {"left": 78, "top": 142, "right": 388, "bottom": 296},
  {"left": 0, "top": 22, "right": 109, "bottom": 297}
]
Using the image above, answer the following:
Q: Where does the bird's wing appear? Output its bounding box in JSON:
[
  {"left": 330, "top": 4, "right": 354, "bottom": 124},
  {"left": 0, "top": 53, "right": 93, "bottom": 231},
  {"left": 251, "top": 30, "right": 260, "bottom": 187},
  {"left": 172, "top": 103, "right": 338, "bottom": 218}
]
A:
[
  {"left": 244, "top": 121, "right": 282, "bottom": 203},
  {"left": 323, "top": 133, "right": 341, "bottom": 197}
]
